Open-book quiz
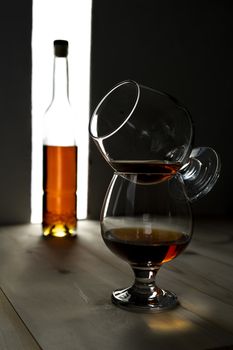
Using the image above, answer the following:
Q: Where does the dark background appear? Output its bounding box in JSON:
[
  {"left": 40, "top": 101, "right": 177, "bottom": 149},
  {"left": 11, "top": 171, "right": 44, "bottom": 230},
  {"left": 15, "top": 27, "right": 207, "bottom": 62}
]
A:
[
  {"left": 0, "top": 0, "right": 32, "bottom": 223},
  {"left": 89, "top": 0, "right": 233, "bottom": 219},
  {"left": 0, "top": 0, "right": 232, "bottom": 224}
]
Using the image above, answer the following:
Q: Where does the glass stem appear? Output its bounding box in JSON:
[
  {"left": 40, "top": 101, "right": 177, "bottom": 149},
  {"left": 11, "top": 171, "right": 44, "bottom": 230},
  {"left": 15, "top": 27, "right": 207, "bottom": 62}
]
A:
[
  {"left": 180, "top": 157, "right": 202, "bottom": 181},
  {"left": 131, "top": 266, "right": 161, "bottom": 295}
]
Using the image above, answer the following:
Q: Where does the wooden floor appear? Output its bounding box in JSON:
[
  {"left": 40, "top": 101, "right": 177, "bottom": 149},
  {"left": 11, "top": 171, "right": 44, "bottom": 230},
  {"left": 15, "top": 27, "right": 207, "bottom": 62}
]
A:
[{"left": 0, "top": 220, "right": 232, "bottom": 350}]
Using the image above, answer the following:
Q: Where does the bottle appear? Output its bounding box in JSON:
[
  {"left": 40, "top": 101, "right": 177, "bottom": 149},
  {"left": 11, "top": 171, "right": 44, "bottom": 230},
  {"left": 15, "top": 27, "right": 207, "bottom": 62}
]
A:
[{"left": 42, "top": 40, "right": 77, "bottom": 238}]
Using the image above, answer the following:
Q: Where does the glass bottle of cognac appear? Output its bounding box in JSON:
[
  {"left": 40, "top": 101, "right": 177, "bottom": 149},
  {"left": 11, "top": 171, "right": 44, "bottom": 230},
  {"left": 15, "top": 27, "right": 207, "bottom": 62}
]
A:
[{"left": 42, "top": 40, "right": 77, "bottom": 238}]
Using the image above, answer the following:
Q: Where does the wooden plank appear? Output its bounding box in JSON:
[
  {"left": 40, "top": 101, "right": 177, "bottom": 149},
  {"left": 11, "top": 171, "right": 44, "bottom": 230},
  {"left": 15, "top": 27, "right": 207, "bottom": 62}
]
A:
[
  {"left": 0, "top": 221, "right": 232, "bottom": 350},
  {"left": 0, "top": 287, "right": 42, "bottom": 350}
]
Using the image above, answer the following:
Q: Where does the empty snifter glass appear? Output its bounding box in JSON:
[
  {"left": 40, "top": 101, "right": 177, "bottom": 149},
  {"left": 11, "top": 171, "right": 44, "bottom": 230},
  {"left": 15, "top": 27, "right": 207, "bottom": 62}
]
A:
[{"left": 89, "top": 80, "right": 220, "bottom": 201}]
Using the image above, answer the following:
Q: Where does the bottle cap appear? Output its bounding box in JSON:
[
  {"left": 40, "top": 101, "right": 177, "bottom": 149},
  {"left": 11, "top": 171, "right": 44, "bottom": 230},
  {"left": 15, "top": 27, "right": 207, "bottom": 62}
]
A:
[{"left": 54, "top": 40, "right": 68, "bottom": 57}]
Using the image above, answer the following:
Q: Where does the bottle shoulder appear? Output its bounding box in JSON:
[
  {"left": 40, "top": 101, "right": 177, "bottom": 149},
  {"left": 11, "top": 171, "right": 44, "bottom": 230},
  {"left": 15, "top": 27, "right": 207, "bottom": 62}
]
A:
[
  {"left": 45, "top": 99, "right": 71, "bottom": 113},
  {"left": 44, "top": 101, "right": 75, "bottom": 124}
]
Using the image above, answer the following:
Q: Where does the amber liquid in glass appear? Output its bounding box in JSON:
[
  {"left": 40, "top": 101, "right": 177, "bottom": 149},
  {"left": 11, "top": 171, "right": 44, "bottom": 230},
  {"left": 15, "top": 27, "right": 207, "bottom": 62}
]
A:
[
  {"left": 43, "top": 145, "right": 77, "bottom": 237},
  {"left": 102, "top": 227, "right": 190, "bottom": 266},
  {"left": 109, "top": 160, "right": 181, "bottom": 184}
]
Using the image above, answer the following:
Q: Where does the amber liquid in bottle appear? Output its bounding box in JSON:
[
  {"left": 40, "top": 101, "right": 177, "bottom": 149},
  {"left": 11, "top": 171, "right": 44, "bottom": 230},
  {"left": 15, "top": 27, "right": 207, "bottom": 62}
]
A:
[
  {"left": 43, "top": 145, "right": 77, "bottom": 237},
  {"left": 102, "top": 227, "right": 190, "bottom": 266}
]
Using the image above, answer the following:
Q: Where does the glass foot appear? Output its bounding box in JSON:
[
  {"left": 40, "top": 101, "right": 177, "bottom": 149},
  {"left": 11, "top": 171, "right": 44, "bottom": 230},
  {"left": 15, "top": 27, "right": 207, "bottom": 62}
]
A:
[
  {"left": 179, "top": 147, "right": 221, "bottom": 202},
  {"left": 112, "top": 287, "right": 178, "bottom": 312}
]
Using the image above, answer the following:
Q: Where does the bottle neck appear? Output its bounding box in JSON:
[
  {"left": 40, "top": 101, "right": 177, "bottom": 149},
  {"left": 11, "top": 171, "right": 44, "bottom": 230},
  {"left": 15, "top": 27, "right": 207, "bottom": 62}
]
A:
[{"left": 52, "top": 56, "right": 69, "bottom": 103}]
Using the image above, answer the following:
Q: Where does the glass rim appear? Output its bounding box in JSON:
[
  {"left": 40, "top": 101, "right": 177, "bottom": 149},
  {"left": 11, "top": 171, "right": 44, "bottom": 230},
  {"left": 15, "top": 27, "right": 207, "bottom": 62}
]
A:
[{"left": 89, "top": 80, "right": 140, "bottom": 140}]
